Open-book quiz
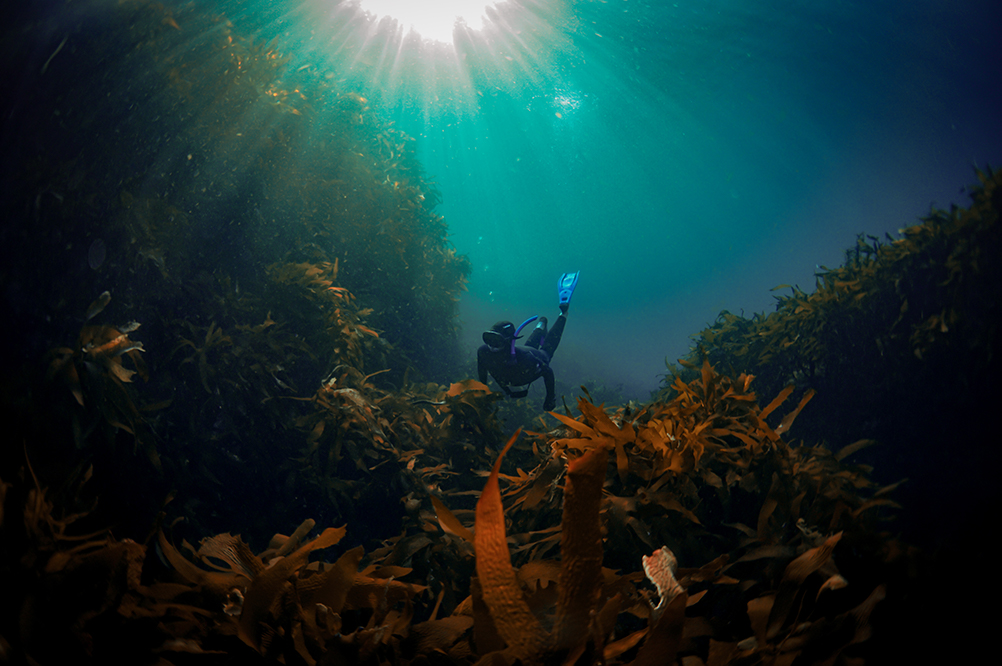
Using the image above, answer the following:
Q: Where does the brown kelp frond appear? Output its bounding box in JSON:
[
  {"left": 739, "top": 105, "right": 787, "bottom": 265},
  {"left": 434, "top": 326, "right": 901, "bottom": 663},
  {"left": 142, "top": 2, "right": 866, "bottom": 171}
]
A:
[
  {"left": 548, "top": 360, "right": 809, "bottom": 482},
  {"left": 469, "top": 432, "right": 631, "bottom": 664},
  {"left": 473, "top": 430, "right": 546, "bottom": 660},
  {"left": 15, "top": 451, "right": 108, "bottom": 570},
  {"left": 14, "top": 0, "right": 475, "bottom": 592},
  {"left": 235, "top": 524, "right": 348, "bottom": 650},
  {"left": 551, "top": 445, "right": 608, "bottom": 655},
  {"left": 2, "top": 461, "right": 145, "bottom": 662},
  {"left": 44, "top": 292, "right": 160, "bottom": 470}
]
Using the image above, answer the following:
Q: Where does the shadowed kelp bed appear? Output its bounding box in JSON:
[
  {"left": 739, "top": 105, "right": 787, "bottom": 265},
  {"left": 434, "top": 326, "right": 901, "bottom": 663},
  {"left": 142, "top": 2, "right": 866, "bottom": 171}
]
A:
[
  {"left": 661, "top": 169, "right": 1002, "bottom": 549},
  {"left": 1, "top": 1, "right": 1000, "bottom": 664},
  {"left": 3, "top": 365, "right": 902, "bottom": 664}
]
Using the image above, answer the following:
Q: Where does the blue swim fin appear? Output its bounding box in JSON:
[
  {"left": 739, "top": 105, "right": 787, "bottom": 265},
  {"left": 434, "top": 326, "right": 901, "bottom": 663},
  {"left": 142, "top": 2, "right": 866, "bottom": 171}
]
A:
[{"left": 558, "top": 272, "right": 579, "bottom": 308}]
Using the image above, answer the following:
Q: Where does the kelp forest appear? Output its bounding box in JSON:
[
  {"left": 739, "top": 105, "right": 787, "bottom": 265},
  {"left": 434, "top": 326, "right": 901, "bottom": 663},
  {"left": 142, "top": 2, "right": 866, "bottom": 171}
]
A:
[{"left": 1, "top": 2, "right": 999, "bottom": 665}]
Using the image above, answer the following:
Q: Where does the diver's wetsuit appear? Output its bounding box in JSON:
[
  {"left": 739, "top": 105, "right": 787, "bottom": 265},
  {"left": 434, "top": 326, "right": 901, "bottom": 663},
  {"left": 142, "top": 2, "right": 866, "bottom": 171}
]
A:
[{"left": 477, "top": 314, "right": 567, "bottom": 411}]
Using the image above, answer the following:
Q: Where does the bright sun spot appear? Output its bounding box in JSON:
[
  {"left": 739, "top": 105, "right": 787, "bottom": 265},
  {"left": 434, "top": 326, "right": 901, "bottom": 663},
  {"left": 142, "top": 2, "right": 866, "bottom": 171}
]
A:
[{"left": 359, "top": 0, "right": 497, "bottom": 43}]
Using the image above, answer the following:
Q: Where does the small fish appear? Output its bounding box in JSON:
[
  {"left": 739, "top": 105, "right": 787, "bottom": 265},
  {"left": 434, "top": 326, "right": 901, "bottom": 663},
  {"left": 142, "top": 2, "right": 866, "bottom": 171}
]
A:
[{"left": 85, "top": 291, "right": 111, "bottom": 321}]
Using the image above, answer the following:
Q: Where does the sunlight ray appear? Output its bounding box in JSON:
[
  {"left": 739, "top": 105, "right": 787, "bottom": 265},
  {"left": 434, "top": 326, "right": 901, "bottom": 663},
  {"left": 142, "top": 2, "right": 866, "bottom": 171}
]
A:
[{"left": 359, "top": 0, "right": 498, "bottom": 44}]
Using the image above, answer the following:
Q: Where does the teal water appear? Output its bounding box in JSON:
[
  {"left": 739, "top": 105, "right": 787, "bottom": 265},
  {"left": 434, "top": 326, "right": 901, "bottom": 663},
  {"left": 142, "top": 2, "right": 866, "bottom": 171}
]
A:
[
  {"left": 278, "top": 0, "right": 1002, "bottom": 394},
  {"left": 5, "top": 0, "right": 1001, "bottom": 397}
]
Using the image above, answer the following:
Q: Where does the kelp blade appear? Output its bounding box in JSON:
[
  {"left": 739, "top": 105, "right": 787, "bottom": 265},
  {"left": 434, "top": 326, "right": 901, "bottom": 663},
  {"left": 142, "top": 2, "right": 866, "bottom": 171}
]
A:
[
  {"left": 474, "top": 429, "right": 545, "bottom": 659},
  {"left": 552, "top": 446, "right": 608, "bottom": 653}
]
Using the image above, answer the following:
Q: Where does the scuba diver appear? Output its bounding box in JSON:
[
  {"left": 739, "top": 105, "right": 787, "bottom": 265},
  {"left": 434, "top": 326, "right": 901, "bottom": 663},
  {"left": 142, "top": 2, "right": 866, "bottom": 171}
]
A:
[{"left": 478, "top": 272, "right": 579, "bottom": 411}]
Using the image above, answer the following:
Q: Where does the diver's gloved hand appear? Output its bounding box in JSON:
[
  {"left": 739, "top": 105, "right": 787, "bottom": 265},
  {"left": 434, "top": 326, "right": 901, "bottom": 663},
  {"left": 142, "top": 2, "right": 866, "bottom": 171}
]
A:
[{"left": 543, "top": 397, "right": 556, "bottom": 411}]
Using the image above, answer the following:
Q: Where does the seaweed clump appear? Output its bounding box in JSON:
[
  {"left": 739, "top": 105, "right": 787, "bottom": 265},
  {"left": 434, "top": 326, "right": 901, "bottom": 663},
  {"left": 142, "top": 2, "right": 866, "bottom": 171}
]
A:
[
  {"left": 2, "top": 0, "right": 474, "bottom": 542},
  {"left": 2, "top": 359, "right": 909, "bottom": 664},
  {"left": 654, "top": 168, "right": 1002, "bottom": 661},
  {"left": 661, "top": 169, "right": 1001, "bottom": 460},
  {"left": 465, "top": 361, "right": 899, "bottom": 665}
]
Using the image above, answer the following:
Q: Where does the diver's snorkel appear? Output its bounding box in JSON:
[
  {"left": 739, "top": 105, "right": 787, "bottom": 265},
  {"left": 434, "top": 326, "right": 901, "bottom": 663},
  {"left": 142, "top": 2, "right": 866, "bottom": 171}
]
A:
[{"left": 508, "top": 316, "right": 538, "bottom": 364}]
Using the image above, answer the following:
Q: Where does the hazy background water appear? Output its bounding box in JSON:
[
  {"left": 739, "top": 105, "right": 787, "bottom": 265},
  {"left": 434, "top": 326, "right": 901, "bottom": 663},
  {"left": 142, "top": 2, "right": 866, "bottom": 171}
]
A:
[
  {"left": 411, "top": 0, "right": 1002, "bottom": 396},
  {"left": 273, "top": 0, "right": 1002, "bottom": 397}
]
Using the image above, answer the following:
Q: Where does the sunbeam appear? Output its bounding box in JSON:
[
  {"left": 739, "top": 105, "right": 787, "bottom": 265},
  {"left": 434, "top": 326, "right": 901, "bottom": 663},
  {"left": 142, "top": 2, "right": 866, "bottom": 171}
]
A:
[
  {"left": 296, "top": 0, "right": 581, "bottom": 115},
  {"left": 358, "top": 0, "right": 498, "bottom": 44}
]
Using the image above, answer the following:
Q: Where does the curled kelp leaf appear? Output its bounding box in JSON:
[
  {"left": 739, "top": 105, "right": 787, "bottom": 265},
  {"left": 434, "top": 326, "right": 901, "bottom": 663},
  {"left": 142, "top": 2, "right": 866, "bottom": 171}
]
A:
[
  {"left": 431, "top": 494, "right": 475, "bottom": 543},
  {"left": 196, "top": 532, "right": 264, "bottom": 578},
  {"left": 630, "top": 592, "right": 687, "bottom": 666},
  {"left": 238, "top": 525, "right": 347, "bottom": 649},
  {"left": 641, "top": 546, "right": 684, "bottom": 621},
  {"left": 298, "top": 545, "right": 365, "bottom": 624},
  {"left": 263, "top": 518, "right": 317, "bottom": 559},
  {"left": 767, "top": 531, "right": 843, "bottom": 640},
  {"left": 84, "top": 290, "right": 111, "bottom": 321},
  {"left": 158, "top": 530, "right": 248, "bottom": 599}
]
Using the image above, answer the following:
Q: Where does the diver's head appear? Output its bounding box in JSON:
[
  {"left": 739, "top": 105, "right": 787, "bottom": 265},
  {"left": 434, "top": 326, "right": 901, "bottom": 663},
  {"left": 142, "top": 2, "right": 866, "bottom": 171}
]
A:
[{"left": 483, "top": 320, "right": 516, "bottom": 351}]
